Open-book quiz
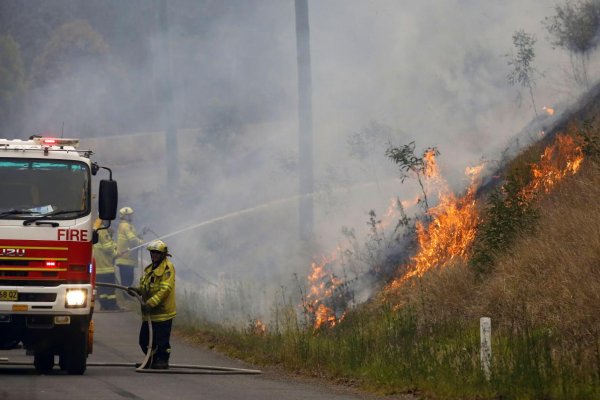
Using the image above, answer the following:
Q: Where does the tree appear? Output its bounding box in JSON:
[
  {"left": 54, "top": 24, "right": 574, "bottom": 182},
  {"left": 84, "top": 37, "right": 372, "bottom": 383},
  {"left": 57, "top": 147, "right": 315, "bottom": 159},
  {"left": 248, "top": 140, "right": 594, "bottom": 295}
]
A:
[
  {"left": 0, "top": 35, "right": 25, "bottom": 135},
  {"left": 506, "top": 30, "right": 540, "bottom": 116},
  {"left": 544, "top": 0, "right": 600, "bottom": 87},
  {"left": 26, "top": 20, "right": 129, "bottom": 136},
  {"left": 385, "top": 142, "right": 440, "bottom": 216},
  {"left": 30, "top": 20, "right": 110, "bottom": 88}
]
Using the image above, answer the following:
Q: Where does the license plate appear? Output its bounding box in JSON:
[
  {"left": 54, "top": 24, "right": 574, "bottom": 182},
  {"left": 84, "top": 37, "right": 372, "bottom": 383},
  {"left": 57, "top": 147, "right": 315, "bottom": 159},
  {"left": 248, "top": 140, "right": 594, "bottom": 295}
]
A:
[{"left": 0, "top": 290, "right": 18, "bottom": 301}]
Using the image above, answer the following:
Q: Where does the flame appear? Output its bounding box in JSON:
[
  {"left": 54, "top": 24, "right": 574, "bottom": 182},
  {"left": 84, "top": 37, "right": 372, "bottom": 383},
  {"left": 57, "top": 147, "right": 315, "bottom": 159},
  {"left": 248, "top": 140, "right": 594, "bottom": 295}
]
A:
[
  {"left": 390, "top": 133, "right": 583, "bottom": 290},
  {"left": 250, "top": 319, "right": 267, "bottom": 335},
  {"left": 465, "top": 164, "right": 484, "bottom": 178},
  {"left": 389, "top": 165, "right": 483, "bottom": 287},
  {"left": 306, "top": 133, "right": 584, "bottom": 327},
  {"left": 314, "top": 303, "right": 338, "bottom": 329},
  {"left": 305, "top": 195, "right": 419, "bottom": 328},
  {"left": 305, "top": 255, "right": 344, "bottom": 329},
  {"left": 424, "top": 149, "right": 440, "bottom": 179},
  {"left": 543, "top": 106, "right": 555, "bottom": 116},
  {"left": 523, "top": 134, "right": 584, "bottom": 199}
]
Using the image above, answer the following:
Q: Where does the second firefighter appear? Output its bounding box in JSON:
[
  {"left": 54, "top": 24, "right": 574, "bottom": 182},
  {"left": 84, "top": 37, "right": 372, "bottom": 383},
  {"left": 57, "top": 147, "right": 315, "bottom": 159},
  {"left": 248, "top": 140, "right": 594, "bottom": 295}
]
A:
[{"left": 93, "top": 218, "right": 120, "bottom": 311}]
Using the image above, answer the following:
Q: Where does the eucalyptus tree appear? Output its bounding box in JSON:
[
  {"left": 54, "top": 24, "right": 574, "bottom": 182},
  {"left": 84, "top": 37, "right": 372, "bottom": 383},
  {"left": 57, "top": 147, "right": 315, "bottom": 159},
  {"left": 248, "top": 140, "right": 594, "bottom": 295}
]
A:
[
  {"left": 506, "top": 30, "right": 540, "bottom": 116},
  {"left": 386, "top": 141, "right": 440, "bottom": 217},
  {"left": 544, "top": 0, "right": 600, "bottom": 87}
]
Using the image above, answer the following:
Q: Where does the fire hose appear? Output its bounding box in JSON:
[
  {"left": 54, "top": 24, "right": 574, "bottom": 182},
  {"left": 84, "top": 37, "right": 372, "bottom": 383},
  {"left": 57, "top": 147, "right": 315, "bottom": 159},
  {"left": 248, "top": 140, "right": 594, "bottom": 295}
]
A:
[
  {"left": 94, "top": 282, "right": 262, "bottom": 375},
  {"left": 0, "top": 284, "right": 261, "bottom": 375}
]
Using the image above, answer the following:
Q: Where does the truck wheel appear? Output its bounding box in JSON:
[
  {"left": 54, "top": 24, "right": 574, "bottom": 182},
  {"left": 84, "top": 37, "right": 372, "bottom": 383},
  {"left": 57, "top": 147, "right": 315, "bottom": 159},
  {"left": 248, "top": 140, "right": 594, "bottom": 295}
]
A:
[
  {"left": 33, "top": 350, "right": 54, "bottom": 373},
  {"left": 64, "top": 330, "right": 88, "bottom": 375},
  {"left": 58, "top": 353, "right": 67, "bottom": 370}
]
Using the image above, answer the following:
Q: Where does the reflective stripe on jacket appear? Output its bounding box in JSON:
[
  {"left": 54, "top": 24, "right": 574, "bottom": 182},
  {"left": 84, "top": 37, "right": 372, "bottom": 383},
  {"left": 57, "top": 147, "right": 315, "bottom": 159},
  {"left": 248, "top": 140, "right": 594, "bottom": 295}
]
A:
[
  {"left": 93, "top": 229, "right": 117, "bottom": 275},
  {"left": 116, "top": 220, "right": 143, "bottom": 267},
  {"left": 137, "top": 258, "right": 176, "bottom": 322}
]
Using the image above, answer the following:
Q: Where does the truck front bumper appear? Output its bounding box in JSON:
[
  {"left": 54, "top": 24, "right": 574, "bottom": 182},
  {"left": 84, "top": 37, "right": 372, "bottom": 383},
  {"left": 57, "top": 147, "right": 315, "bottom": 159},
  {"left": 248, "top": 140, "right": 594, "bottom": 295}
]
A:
[{"left": 0, "top": 284, "right": 93, "bottom": 316}]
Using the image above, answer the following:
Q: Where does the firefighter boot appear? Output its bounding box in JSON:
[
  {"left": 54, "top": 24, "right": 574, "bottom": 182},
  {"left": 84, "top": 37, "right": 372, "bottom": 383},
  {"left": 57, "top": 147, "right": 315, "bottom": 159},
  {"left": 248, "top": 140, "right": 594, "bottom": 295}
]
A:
[{"left": 150, "top": 358, "right": 169, "bottom": 369}]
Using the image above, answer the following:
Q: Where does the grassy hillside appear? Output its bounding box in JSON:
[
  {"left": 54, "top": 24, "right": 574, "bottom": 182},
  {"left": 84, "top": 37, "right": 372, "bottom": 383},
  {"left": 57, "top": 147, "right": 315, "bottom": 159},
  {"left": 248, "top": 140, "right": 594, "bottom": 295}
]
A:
[{"left": 176, "top": 105, "right": 600, "bottom": 399}]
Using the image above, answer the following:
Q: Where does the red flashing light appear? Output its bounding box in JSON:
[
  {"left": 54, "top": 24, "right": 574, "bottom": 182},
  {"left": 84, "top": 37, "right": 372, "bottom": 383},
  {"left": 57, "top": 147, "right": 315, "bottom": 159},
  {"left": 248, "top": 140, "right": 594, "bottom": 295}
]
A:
[
  {"left": 32, "top": 137, "right": 80, "bottom": 148},
  {"left": 46, "top": 261, "right": 57, "bottom": 267}
]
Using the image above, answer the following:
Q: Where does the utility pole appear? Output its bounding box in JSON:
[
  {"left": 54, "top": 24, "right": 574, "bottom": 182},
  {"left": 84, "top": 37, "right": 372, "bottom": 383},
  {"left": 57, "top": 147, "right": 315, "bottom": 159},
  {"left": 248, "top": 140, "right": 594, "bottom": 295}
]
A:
[
  {"left": 157, "top": 0, "right": 179, "bottom": 187},
  {"left": 295, "top": 0, "right": 314, "bottom": 245}
]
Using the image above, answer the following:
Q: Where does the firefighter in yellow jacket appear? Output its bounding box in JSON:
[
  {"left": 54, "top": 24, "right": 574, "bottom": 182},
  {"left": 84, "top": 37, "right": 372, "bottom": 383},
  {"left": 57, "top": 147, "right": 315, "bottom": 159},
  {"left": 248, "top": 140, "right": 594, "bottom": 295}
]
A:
[
  {"left": 116, "top": 206, "right": 144, "bottom": 287},
  {"left": 93, "top": 218, "right": 119, "bottom": 310},
  {"left": 127, "top": 239, "right": 176, "bottom": 369}
]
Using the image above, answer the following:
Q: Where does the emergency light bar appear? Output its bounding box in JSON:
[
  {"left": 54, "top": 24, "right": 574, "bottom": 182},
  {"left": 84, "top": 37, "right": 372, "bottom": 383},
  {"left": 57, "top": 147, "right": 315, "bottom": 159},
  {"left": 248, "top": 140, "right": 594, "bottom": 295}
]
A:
[{"left": 33, "top": 137, "right": 80, "bottom": 148}]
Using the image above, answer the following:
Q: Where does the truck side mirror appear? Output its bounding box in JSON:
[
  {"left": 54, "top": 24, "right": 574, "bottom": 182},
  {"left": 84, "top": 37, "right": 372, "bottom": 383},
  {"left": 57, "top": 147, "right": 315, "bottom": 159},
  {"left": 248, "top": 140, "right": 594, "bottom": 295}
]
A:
[{"left": 98, "top": 180, "right": 118, "bottom": 221}]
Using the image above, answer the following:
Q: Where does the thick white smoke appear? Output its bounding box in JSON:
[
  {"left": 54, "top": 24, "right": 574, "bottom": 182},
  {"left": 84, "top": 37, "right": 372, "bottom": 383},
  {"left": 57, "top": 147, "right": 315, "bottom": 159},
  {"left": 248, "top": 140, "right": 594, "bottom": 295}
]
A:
[{"left": 12, "top": 1, "right": 600, "bottom": 325}]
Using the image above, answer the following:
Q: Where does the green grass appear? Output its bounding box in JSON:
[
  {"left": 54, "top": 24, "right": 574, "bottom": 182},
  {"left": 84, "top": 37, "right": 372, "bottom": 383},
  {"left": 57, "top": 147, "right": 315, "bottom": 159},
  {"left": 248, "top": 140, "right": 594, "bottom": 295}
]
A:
[{"left": 176, "top": 299, "right": 600, "bottom": 399}]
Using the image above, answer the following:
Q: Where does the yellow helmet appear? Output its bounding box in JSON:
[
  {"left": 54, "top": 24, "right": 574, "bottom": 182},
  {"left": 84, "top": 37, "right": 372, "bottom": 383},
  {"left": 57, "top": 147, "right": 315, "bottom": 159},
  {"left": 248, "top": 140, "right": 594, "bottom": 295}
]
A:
[
  {"left": 147, "top": 239, "right": 170, "bottom": 255},
  {"left": 119, "top": 207, "right": 134, "bottom": 217}
]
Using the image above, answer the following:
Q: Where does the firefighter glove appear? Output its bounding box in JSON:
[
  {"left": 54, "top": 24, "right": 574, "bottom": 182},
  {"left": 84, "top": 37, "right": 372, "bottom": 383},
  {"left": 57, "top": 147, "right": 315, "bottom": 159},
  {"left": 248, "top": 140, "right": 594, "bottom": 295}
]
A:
[{"left": 140, "top": 301, "right": 151, "bottom": 314}]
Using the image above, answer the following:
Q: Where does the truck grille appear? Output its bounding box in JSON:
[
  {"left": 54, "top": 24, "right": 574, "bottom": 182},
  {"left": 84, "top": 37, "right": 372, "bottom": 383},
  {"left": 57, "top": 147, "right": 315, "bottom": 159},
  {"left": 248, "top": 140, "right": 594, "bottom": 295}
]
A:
[
  {"left": 17, "top": 293, "right": 57, "bottom": 302},
  {"left": 0, "top": 270, "right": 27, "bottom": 277},
  {"left": 0, "top": 260, "right": 28, "bottom": 266}
]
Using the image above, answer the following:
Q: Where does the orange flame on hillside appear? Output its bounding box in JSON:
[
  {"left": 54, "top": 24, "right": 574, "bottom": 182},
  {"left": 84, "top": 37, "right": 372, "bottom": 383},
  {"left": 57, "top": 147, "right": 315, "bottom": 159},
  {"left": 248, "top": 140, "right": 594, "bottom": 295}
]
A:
[
  {"left": 306, "top": 133, "right": 584, "bottom": 327},
  {"left": 305, "top": 255, "right": 343, "bottom": 329},
  {"left": 390, "top": 133, "right": 584, "bottom": 289},
  {"left": 250, "top": 319, "right": 267, "bottom": 335},
  {"left": 524, "top": 134, "right": 584, "bottom": 198},
  {"left": 389, "top": 164, "right": 482, "bottom": 288},
  {"left": 305, "top": 196, "right": 419, "bottom": 328}
]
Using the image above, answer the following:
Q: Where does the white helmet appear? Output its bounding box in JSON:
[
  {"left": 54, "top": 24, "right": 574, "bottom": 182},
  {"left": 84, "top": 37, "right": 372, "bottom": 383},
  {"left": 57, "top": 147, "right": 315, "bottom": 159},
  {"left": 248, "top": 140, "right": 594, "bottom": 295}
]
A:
[{"left": 147, "top": 239, "right": 171, "bottom": 256}]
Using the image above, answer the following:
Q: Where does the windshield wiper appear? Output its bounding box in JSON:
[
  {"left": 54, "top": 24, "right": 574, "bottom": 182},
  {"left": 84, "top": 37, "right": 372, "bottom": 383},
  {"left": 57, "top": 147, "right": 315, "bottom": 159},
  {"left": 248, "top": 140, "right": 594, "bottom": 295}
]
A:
[
  {"left": 23, "top": 210, "right": 84, "bottom": 226},
  {"left": 0, "top": 209, "right": 38, "bottom": 218}
]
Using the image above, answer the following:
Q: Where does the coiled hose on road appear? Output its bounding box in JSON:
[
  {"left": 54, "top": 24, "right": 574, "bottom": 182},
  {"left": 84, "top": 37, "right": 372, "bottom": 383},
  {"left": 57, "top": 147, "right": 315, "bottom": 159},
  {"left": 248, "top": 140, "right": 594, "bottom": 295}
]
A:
[{"left": 94, "top": 282, "right": 262, "bottom": 375}]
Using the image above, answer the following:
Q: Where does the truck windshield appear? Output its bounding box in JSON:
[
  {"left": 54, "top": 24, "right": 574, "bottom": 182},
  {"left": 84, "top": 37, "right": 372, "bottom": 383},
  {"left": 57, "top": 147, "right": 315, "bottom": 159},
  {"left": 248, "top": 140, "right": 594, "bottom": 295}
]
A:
[{"left": 0, "top": 158, "right": 90, "bottom": 219}]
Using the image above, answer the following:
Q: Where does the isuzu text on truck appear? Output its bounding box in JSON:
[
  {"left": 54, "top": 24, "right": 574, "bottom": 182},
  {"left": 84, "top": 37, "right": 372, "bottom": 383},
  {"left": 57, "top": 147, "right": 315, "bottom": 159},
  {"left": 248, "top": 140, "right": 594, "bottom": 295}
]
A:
[{"left": 0, "top": 136, "right": 117, "bottom": 374}]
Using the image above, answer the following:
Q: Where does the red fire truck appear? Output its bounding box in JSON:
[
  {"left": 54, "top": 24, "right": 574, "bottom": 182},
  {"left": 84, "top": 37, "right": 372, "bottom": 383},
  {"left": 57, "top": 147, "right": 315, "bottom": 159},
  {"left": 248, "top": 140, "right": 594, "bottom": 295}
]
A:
[{"left": 0, "top": 136, "right": 118, "bottom": 374}]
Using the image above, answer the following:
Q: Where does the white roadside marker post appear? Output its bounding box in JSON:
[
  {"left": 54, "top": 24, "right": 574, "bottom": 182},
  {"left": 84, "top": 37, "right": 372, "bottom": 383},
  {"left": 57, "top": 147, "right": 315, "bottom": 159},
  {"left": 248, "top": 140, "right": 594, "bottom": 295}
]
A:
[{"left": 480, "top": 317, "right": 492, "bottom": 380}]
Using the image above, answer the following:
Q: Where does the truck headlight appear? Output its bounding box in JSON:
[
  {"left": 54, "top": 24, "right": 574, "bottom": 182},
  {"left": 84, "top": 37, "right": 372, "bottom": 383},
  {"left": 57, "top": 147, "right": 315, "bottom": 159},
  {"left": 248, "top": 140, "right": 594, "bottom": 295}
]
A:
[{"left": 65, "top": 289, "right": 87, "bottom": 308}]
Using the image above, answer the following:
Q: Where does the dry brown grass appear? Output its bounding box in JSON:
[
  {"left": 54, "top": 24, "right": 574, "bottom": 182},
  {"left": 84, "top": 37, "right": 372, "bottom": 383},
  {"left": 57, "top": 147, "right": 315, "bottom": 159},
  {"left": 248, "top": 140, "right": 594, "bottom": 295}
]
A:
[
  {"left": 479, "top": 161, "right": 600, "bottom": 344},
  {"left": 388, "top": 158, "right": 600, "bottom": 354},
  {"left": 388, "top": 261, "right": 479, "bottom": 326}
]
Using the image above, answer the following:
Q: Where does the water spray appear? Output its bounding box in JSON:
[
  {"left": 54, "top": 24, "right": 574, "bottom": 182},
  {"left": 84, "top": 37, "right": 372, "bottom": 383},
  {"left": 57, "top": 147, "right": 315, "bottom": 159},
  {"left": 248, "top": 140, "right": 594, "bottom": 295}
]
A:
[
  {"left": 142, "top": 227, "right": 216, "bottom": 287},
  {"left": 129, "top": 178, "right": 403, "bottom": 252}
]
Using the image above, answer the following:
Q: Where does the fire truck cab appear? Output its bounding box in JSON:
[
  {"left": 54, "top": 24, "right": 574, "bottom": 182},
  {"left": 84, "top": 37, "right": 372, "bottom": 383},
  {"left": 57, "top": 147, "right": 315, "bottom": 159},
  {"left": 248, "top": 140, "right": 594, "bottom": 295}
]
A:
[{"left": 0, "top": 136, "right": 118, "bottom": 375}]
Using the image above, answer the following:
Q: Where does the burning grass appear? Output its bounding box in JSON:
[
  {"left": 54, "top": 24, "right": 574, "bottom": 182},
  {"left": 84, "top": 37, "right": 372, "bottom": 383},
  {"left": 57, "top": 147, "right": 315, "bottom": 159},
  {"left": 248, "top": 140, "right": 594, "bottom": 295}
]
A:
[{"left": 176, "top": 124, "right": 600, "bottom": 399}]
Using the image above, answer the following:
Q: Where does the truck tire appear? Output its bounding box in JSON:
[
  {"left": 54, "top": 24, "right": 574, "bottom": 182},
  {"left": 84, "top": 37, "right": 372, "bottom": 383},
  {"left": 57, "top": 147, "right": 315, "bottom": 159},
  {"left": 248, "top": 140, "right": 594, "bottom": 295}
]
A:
[
  {"left": 33, "top": 350, "right": 54, "bottom": 373},
  {"left": 64, "top": 330, "right": 88, "bottom": 375},
  {"left": 59, "top": 355, "right": 67, "bottom": 371}
]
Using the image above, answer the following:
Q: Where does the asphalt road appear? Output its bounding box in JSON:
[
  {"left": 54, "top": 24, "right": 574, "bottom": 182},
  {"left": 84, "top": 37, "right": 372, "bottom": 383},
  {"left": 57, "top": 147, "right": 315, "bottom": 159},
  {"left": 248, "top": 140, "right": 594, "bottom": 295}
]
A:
[{"left": 0, "top": 310, "right": 396, "bottom": 400}]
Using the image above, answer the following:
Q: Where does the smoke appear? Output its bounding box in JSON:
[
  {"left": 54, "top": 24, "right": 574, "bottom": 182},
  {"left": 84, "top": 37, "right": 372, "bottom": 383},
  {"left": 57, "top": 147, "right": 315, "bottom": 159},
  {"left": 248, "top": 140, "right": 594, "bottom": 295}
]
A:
[{"left": 5, "top": 0, "right": 599, "bottom": 325}]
